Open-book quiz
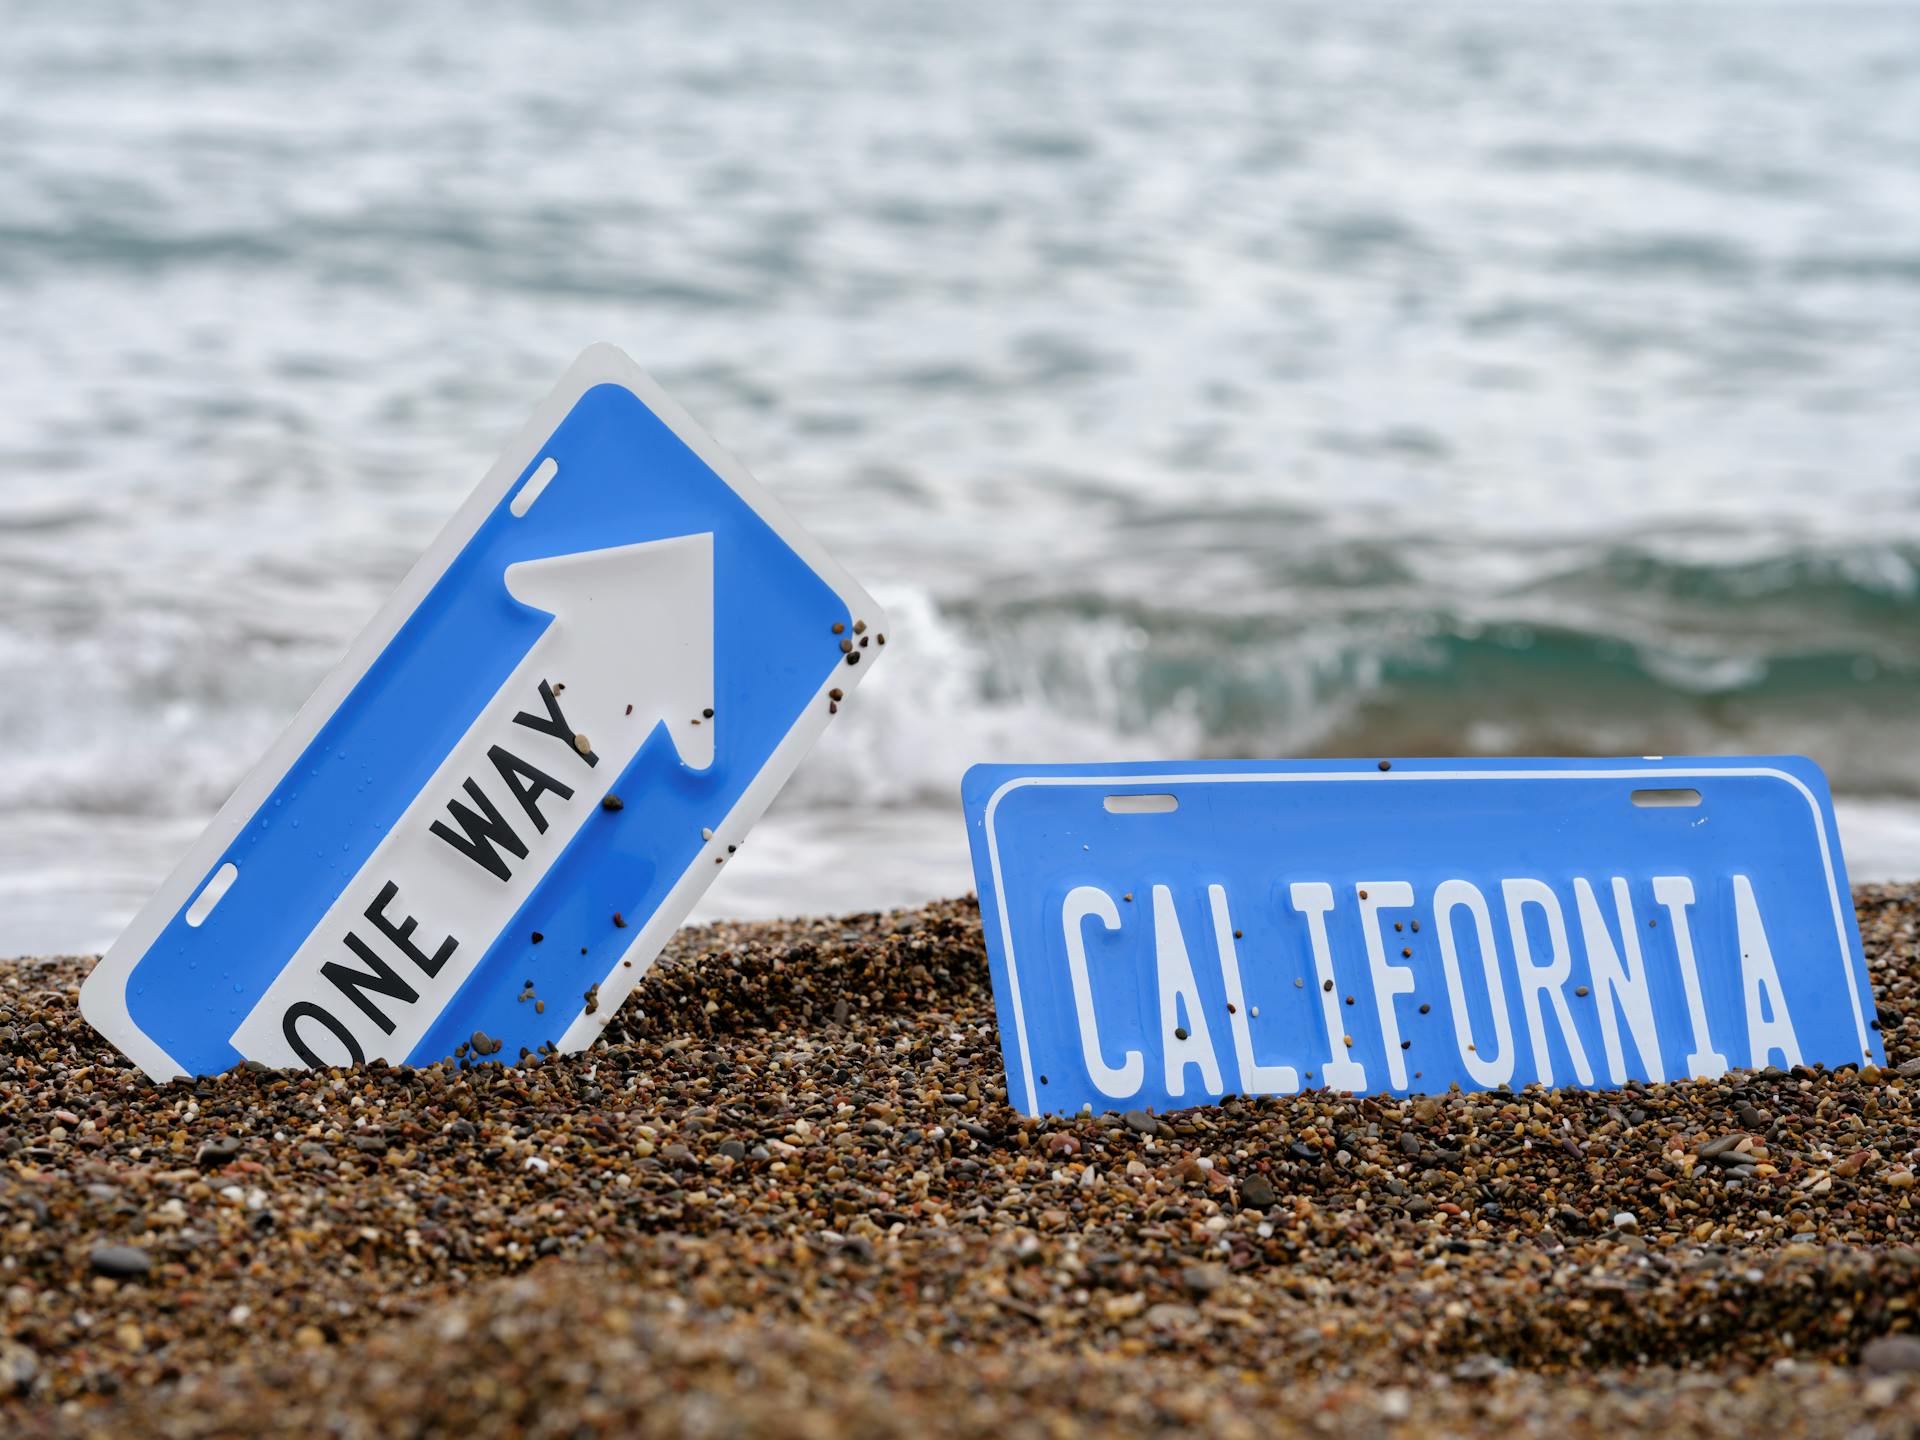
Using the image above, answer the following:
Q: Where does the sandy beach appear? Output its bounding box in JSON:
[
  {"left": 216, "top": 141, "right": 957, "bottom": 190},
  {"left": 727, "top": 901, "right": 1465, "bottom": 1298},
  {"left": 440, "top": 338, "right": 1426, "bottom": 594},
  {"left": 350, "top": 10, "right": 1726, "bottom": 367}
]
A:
[{"left": 0, "top": 885, "right": 1914, "bottom": 1436}]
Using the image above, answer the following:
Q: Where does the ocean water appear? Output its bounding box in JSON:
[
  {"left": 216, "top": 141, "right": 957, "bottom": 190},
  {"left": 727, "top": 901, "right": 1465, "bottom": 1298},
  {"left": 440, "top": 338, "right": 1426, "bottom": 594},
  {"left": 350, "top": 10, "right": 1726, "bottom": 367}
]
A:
[{"left": 2, "top": 1, "right": 1918, "bottom": 956}]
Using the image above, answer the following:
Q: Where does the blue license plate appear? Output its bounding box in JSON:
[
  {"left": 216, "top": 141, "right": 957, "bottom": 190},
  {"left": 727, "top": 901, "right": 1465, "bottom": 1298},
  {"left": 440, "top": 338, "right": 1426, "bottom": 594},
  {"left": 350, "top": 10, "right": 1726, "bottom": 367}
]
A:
[{"left": 961, "top": 758, "right": 1881, "bottom": 1118}]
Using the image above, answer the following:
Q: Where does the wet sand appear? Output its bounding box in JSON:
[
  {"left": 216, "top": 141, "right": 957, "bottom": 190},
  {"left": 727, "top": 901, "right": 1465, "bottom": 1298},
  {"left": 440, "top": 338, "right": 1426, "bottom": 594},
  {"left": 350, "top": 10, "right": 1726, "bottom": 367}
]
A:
[{"left": 2, "top": 886, "right": 1917, "bottom": 1437}]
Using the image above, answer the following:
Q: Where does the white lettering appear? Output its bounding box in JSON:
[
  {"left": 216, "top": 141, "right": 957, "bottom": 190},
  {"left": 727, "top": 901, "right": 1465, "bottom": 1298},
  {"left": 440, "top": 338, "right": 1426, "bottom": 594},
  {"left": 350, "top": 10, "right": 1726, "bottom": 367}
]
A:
[
  {"left": 1502, "top": 879, "right": 1594, "bottom": 1087},
  {"left": 1060, "top": 886, "right": 1143, "bottom": 1098},
  {"left": 1152, "top": 885, "right": 1223, "bottom": 1098},
  {"left": 1357, "top": 881, "right": 1416, "bottom": 1089},
  {"left": 1288, "top": 882, "right": 1367, "bottom": 1092},
  {"left": 1733, "top": 874, "right": 1802, "bottom": 1070},
  {"left": 1652, "top": 875, "right": 1727, "bottom": 1079},
  {"left": 1434, "top": 879, "right": 1514, "bottom": 1087},
  {"left": 1573, "top": 877, "right": 1664, "bottom": 1084},
  {"left": 1208, "top": 885, "right": 1299, "bottom": 1096}
]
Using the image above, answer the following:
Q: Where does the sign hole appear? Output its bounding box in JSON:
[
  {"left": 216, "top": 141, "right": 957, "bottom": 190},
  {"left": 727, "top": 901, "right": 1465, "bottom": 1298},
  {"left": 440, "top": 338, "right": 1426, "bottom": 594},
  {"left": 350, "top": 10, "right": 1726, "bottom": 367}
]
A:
[
  {"left": 185, "top": 862, "right": 239, "bottom": 927},
  {"left": 1104, "top": 793, "right": 1179, "bottom": 815},
  {"left": 1631, "top": 788, "right": 1701, "bottom": 809},
  {"left": 510, "top": 457, "right": 559, "bottom": 517}
]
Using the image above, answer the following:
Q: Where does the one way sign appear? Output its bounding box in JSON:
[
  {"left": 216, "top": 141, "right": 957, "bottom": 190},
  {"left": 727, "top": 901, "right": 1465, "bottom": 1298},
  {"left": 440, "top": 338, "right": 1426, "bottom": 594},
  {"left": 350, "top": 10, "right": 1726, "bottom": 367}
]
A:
[{"left": 82, "top": 345, "right": 885, "bottom": 1080}]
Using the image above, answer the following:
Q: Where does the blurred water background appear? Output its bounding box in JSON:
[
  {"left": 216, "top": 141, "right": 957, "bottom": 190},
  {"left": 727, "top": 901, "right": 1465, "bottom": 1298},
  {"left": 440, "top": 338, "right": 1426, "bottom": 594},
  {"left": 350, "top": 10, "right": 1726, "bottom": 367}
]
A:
[{"left": 2, "top": 1, "right": 1918, "bottom": 956}]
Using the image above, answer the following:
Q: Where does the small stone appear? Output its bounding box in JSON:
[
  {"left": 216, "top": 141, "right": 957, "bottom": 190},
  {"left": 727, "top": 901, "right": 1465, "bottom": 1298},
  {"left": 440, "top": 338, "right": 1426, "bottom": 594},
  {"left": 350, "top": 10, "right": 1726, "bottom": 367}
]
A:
[
  {"left": 1452, "top": 1355, "right": 1506, "bottom": 1382},
  {"left": 1239, "top": 1175, "right": 1276, "bottom": 1209},
  {"left": 1861, "top": 1334, "right": 1920, "bottom": 1375},
  {"left": 0, "top": 1340, "right": 38, "bottom": 1396},
  {"left": 601, "top": 794, "right": 624, "bottom": 812},
  {"left": 88, "top": 1244, "right": 151, "bottom": 1280},
  {"left": 195, "top": 1135, "right": 244, "bottom": 1168},
  {"left": 1144, "top": 1302, "right": 1199, "bottom": 1331},
  {"left": 1122, "top": 1110, "right": 1158, "bottom": 1136},
  {"left": 1180, "top": 1263, "right": 1225, "bottom": 1297}
]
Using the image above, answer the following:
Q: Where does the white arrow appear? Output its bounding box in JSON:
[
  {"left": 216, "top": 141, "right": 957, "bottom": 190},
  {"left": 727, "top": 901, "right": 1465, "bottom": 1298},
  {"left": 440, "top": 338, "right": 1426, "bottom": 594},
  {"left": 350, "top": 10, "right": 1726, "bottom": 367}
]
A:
[{"left": 228, "top": 533, "right": 714, "bottom": 1069}]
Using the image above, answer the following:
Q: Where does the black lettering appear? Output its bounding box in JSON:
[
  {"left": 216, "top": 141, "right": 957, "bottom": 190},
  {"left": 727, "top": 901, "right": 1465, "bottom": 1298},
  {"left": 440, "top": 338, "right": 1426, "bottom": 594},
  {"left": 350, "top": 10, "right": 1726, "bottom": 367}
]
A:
[
  {"left": 365, "top": 880, "right": 456, "bottom": 978},
  {"left": 513, "top": 679, "right": 597, "bottom": 766},
  {"left": 282, "top": 1001, "right": 365, "bottom": 1069},
  {"left": 321, "top": 933, "right": 420, "bottom": 1035},
  {"left": 429, "top": 778, "right": 528, "bottom": 881},
  {"left": 489, "top": 744, "right": 573, "bottom": 835}
]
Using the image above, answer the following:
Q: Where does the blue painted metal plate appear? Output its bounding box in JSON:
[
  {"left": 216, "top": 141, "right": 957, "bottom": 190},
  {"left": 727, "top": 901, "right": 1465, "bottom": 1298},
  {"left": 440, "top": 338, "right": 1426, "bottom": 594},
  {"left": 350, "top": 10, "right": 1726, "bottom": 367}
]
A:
[
  {"left": 962, "top": 758, "right": 1882, "bottom": 1117},
  {"left": 83, "top": 345, "right": 884, "bottom": 1079}
]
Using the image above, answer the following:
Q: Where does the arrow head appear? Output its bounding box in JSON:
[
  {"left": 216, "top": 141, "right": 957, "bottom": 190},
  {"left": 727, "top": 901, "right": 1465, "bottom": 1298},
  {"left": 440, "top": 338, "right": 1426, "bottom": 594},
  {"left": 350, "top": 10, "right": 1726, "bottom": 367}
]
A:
[{"left": 504, "top": 534, "right": 716, "bottom": 771}]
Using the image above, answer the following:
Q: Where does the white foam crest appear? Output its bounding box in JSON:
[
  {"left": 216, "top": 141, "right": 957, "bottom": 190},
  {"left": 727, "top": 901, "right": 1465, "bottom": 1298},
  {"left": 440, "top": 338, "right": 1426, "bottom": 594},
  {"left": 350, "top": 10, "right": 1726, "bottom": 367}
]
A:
[{"left": 782, "top": 584, "right": 1207, "bottom": 811}]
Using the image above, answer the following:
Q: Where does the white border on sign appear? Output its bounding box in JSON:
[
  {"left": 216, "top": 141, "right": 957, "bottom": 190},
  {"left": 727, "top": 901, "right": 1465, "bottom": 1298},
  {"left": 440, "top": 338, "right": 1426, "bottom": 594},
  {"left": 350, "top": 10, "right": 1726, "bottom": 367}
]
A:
[
  {"left": 82, "top": 344, "right": 886, "bottom": 1080},
  {"left": 980, "top": 766, "right": 1867, "bottom": 1116}
]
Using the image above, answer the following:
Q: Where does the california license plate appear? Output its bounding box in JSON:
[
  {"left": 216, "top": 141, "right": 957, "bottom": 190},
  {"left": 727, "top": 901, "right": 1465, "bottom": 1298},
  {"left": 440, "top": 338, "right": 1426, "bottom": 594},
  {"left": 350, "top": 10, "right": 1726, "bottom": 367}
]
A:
[{"left": 961, "top": 758, "right": 1881, "bottom": 1118}]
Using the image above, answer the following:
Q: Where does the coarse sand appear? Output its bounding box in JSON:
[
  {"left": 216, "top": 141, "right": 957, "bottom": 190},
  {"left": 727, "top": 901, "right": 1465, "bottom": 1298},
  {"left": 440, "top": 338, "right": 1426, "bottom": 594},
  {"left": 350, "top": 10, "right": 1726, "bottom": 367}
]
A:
[{"left": 2, "top": 886, "right": 1917, "bottom": 1438}]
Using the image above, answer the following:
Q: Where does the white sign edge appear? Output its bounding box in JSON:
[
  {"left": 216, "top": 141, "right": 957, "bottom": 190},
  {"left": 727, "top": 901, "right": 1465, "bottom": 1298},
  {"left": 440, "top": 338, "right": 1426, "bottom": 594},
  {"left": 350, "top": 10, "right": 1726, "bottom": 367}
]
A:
[{"left": 80, "top": 342, "right": 886, "bottom": 1080}]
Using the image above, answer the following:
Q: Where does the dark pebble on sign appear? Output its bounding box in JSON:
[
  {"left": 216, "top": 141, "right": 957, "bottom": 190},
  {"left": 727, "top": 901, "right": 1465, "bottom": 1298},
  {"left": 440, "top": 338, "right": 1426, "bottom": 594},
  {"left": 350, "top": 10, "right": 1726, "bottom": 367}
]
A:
[
  {"left": 601, "top": 795, "right": 624, "bottom": 812},
  {"left": 613, "top": 912, "right": 627, "bottom": 928}
]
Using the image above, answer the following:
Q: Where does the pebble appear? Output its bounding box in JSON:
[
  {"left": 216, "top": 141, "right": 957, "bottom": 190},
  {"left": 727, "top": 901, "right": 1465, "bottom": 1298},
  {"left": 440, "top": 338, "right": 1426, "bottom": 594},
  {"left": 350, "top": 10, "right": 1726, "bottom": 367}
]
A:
[
  {"left": 193, "top": 1135, "right": 243, "bottom": 1168},
  {"left": 0, "top": 883, "right": 1913, "bottom": 1436},
  {"left": 1860, "top": 1334, "right": 1920, "bottom": 1376},
  {"left": 87, "top": 1244, "right": 151, "bottom": 1280},
  {"left": 1239, "top": 1174, "right": 1276, "bottom": 1210}
]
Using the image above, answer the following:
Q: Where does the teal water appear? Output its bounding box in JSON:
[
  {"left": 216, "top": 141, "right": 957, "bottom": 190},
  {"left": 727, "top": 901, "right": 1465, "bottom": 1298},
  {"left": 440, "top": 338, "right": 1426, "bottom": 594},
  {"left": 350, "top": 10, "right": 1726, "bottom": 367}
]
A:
[{"left": 1, "top": 2, "right": 1917, "bottom": 952}]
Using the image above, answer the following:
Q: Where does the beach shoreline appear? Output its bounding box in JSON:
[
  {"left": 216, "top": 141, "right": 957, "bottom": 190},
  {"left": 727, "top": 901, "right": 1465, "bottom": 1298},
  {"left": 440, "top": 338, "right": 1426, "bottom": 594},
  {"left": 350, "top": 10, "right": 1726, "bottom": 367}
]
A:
[{"left": 2, "top": 885, "right": 1917, "bottom": 1437}]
